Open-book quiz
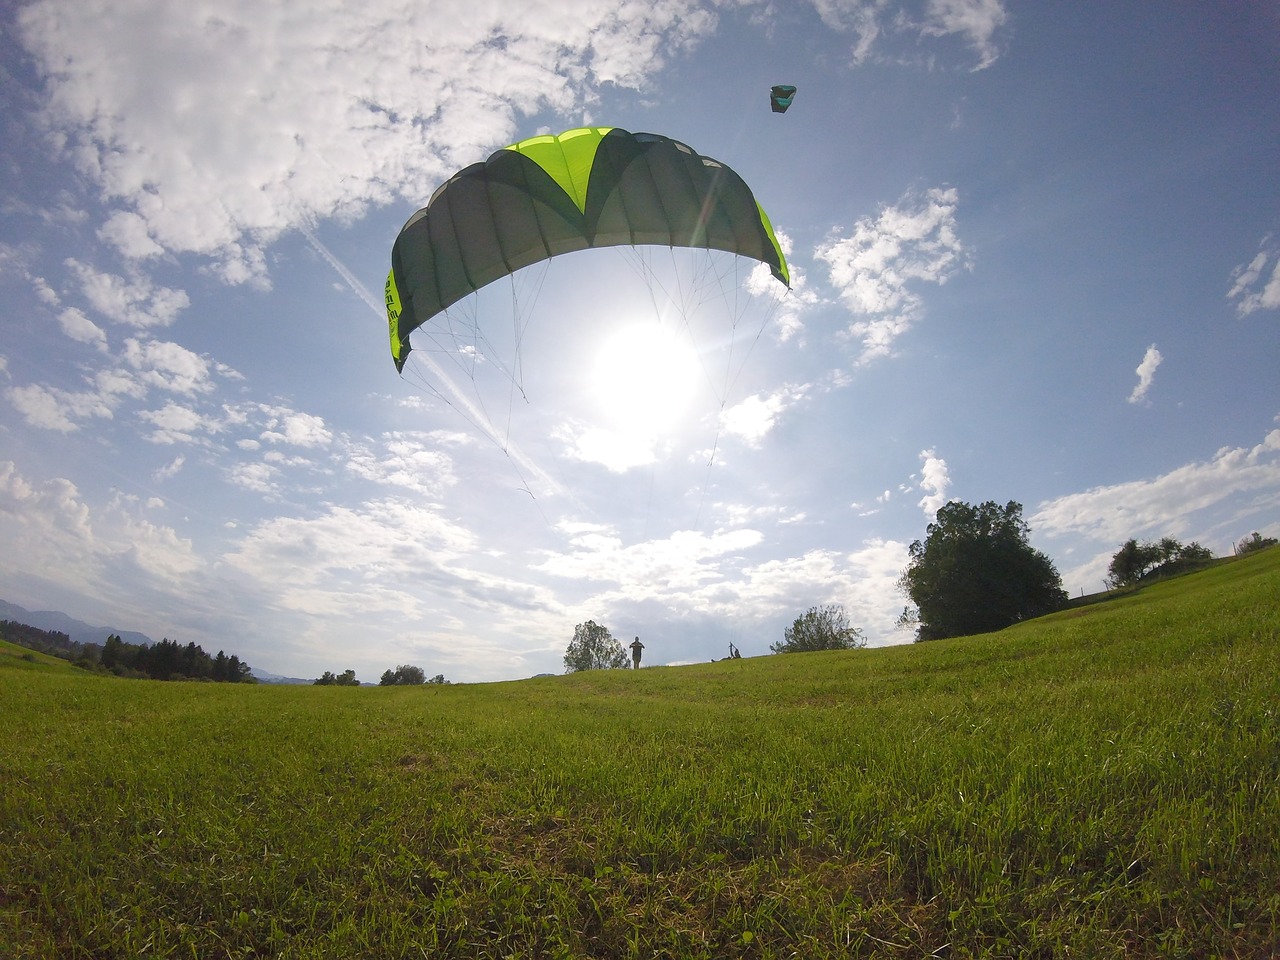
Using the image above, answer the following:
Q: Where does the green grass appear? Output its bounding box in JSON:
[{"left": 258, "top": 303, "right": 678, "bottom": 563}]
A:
[
  {"left": 0, "top": 639, "right": 84, "bottom": 675},
  {"left": 2, "top": 549, "right": 1278, "bottom": 958}
]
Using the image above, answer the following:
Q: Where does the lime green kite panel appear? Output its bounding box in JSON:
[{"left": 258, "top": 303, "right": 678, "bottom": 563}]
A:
[{"left": 503, "top": 126, "right": 613, "bottom": 215}]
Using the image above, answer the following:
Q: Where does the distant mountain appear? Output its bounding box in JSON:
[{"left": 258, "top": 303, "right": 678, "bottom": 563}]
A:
[
  {"left": 250, "top": 668, "right": 313, "bottom": 685},
  {"left": 0, "top": 599, "right": 154, "bottom": 648}
]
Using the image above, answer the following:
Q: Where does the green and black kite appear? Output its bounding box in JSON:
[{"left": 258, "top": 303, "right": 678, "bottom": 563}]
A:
[{"left": 385, "top": 126, "right": 789, "bottom": 371}]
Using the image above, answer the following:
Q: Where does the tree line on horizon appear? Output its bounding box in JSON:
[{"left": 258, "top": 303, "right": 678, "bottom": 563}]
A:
[
  {"left": 311, "top": 666, "right": 451, "bottom": 685},
  {"left": 1, "top": 621, "right": 256, "bottom": 683}
]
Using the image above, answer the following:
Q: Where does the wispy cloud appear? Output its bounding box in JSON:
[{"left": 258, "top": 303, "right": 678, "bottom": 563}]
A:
[
  {"left": 815, "top": 187, "right": 969, "bottom": 365},
  {"left": 64, "top": 260, "right": 189, "bottom": 328},
  {"left": 921, "top": 0, "right": 1009, "bottom": 69},
  {"left": 720, "top": 384, "right": 810, "bottom": 447},
  {"left": 1127, "top": 344, "right": 1162, "bottom": 405},
  {"left": 15, "top": 0, "right": 730, "bottom": 283},
  {"left": 1030, "top": 422, "right": 1280, "bottom": 546},
  {"left": 813, "top": 0, "right": 1008, "bottom": 68},
  {"left": 1228, "top": 239, "right": 1280, "bottom": 316}
]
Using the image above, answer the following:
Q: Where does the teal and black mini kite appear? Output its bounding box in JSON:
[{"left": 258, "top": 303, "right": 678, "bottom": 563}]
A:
[
  {"left": 386, "top": 126, "right": 790, "bottom": 372},
  {"left": 770, "top": 85, "right": 797, "bottom": 113}
]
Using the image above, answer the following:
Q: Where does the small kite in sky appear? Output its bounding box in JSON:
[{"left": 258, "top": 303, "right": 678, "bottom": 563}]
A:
[{"left": 770, "top": 85, "right": 797, "bottom": 113}]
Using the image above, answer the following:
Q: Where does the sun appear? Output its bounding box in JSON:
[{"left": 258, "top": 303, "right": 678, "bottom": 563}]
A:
[{"left": 589, "top": 323, "right": 700, "bottom": 437}]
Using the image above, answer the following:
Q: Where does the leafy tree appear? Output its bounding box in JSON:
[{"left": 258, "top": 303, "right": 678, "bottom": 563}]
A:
[
  {"left": 315, "top": 669, "right": 359, "bottom": 686},
  {"left": 102, "top": 633, "right": 124, "bottom": 669},
  {"left": 897, "top": 500, "right": 1066, "bottom": 641},
  {"left": 427, "top": 674, "right": 450, "bottom": 684},
  {"left": 380, "top": 665, "right": 426, "bottom": 686},
  {"left": 771, "top": 604, "right": 866, "bottom": 653},
  {"left": 1236, "top": 531, "right": 1277, "bottom": 556},
  {"left": 1106, "top": 536, "right": 1214, "bottom": 588},
  {"left": 563, "top": 620, "right": 627, "bottom": 673},
  {"left": 1105, "top": 538, "right": 1162, "bottom": 589}
]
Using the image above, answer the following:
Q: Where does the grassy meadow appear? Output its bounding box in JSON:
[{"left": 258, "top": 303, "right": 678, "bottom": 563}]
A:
[{"left": 2, "top": 548, "right": 1278, "bottom": 958}]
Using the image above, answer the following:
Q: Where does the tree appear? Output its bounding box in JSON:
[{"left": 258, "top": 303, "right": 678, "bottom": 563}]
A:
[
  {"left": 897, "top": 500, "right": 1066, "bottom": 641},
  {"left": 771, "top": 604, "right": 866, "bottom": 653},
  {"left": 1236, "top": 531, "right": 1277, "bottom": 556},
  {"left": 1105, "top": 536, "right": 1214, "bottom": 589},
  {"left": 563, "top": 620, "right": 628, "bottom": 673},
  {"left": 315, "top": 669, "right": 359, "bottom": 686},
  {"left": 380, "top": 664, "right": 426, "bottom": 685},
  {"left": 102, "top": 634, "right": 124, "bottom": 669}
]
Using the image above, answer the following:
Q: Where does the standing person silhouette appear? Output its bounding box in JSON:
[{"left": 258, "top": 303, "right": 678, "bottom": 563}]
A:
[{"left": 629, "top": 636, "right": 644, "bottom": 669}]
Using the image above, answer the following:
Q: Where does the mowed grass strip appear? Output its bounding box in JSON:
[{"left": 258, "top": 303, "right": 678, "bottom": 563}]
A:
[{"left": 1, "top": 549, "right": 1277, "bottom": 958}]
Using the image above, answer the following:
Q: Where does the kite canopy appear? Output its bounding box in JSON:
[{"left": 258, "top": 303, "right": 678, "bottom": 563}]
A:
[
  {"left": 385, "top": 126, "right": 789, "bottom": 371},
  {"left": 770, "top": 85, "right": 797, "bottom": 113}
]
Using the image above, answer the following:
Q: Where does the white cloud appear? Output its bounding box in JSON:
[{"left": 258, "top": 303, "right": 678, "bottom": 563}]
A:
[
  {"left": 1127, "top": 343, "right": 1162, "bottom": 405},
  {"left": 6, "top": 383, "right": 114, "bottom": 432},
  {"left": 65, "top": 260, "right": 189, "bottom": 328},
  {"left": 1030, "top": 423, "right": 1280, "bottom": 546},
  {"left": 746, "top": 231, "right": 817, "bottom": 343},
  {"left": 562, "top": 425, "right": 662, "bottom": 473},
  {"left": 227, "top": 461, "right": 281, "bottom": 495},
  {"left": 97, "top": 211, "right": 166, "bottom": 259},
  {"left": 532, "top": 521, "right": 913, "bottom": 644},
  {"left": 16, "top": 0, "right": 731, "bottom": 283},
  {"left": 539, "top": 525, "right": 761, "bottom": 582},
  {"left": 720, "top": 384, "right": 808, "bottom": 447},
  {"left": 922, "top": 0, "right": 1008, "bottom": 69},
  {"left": 1228, "top": 241, "right": 1280, "bottom": 316},
  {"left": 56, "top": 307, "right": 108, "bottom": 350},
  {"left": 916, "top": 447, "right": 952, "bottom": 517},
  {"left": 154, "top": 455, "right": 185, "bottom": 481},
  {"left": 121, "top": 338, "right": 214, "bottom": 395},
  {"left": 0, "top": 461, "right": 201, "bottom": 605},
  {"left": 346, "top": 434, "right": 457, "bottom": 497},
  {"left": 815, "top": 187, "right": 968, "bottom": 364},
  {"left": 259, "top": 406, "right": 333, "bottom": 448},
  {"left": 137, "top": 402, "right": 210, "bottom": 445},
  {"left": 811, "top": 0, "right": 1007, "bottom": 68}
]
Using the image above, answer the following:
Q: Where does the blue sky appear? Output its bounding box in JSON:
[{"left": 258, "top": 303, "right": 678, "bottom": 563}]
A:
[{"left": 1, "top": 1, "right": 1277, "bottom": 683}]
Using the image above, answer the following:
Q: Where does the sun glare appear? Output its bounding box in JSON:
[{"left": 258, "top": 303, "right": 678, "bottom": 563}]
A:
[{"left": 590, "top": 323, "right": 700, "bottom": 438}]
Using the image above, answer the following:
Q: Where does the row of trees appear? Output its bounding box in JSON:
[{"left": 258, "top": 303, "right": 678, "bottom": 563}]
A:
[
  {"left": 314, "top": 669, "right": 360, "bottom": 686},
  {"left": 0, "top": 620, "right": 89, "bottom": 663},
  {"left": 1105, "top": 537, "right": 1212, "bottom": 589},
  {"left": 101, "top": 634, "right": 256, "bottom": 682},
  {"left": 380, "top": 665, "right": 449, "bottom": 685},
  {"left": 1236, "top": 531, "right": 1277, "bottom": 556},
  {"left": 1, "top": 620, "right": 258, "bottom": 682},
  {"left": 313, "top": 666, "right": 451, "bottom": 685}
]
